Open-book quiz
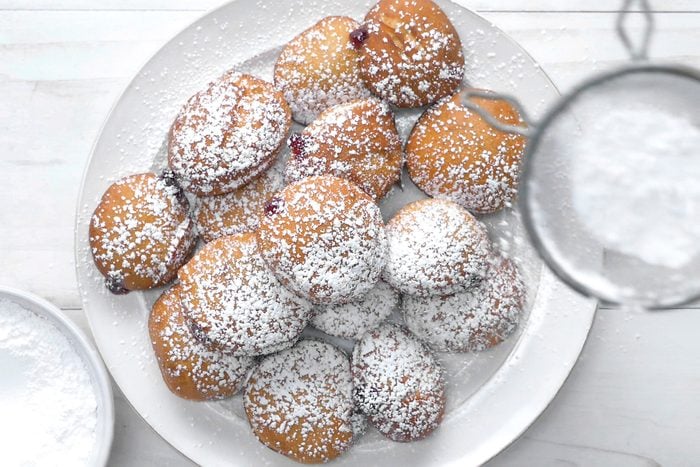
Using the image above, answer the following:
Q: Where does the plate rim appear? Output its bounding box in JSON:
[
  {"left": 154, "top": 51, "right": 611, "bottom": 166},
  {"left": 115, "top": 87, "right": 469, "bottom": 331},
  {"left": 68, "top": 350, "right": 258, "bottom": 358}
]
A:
[{"left": 74, "top": 1, "right": 596, "bottom": 465}]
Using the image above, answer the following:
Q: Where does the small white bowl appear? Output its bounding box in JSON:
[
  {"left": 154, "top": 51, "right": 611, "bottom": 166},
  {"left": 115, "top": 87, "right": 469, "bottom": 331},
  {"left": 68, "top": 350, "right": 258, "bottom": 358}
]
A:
[{"left": 0, "top": 286, "right": 114, "bottom": 466}]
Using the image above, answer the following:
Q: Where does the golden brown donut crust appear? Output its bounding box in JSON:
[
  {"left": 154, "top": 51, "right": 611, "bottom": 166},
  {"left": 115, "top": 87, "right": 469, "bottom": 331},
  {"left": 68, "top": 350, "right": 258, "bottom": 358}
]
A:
[
  {"left": 177, "top": 232, "right": 313, "bottom": 356},
  {"left": 382, "top": 198, "right": 492, "bottom": 297},
  {"left": 402, "top": 255, "right": 526, "bottom": 352},
  {"left": 89, "top": 172, "right": 196, "bottom": 292},
  {"left": 168, "top": 72, "right": 291, "bottom": 196},
  {"left": 274, "top": 16, "right": 370, "bottom": 124},
  {"left": 406, "top": 91, "right": 526, "bottom": 214},
  {"left": 352, "top": 323, "right": 446, "bottom": 442},
  {"left": 148, "top": 285, "right": 255, "bottom": 401},
  {"left": 256, "top": 175, "right": 388, "bottom": 305},
  {"left": 244, "top": 340, "right": 355, "bottom": 464},
  {"left": 284, "top": 98, "right": 403, "bottom": 202},
  {"left": 193, "top": 155, "right": 285, "bottom": 243},
  {"left": 356, "top": 0, "right": 464, "bottom": 107}
]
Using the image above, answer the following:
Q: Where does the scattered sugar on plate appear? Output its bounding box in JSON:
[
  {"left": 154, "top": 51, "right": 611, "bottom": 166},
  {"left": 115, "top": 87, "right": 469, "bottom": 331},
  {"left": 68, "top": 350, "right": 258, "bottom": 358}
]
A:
[{"left": 0, "top": 298, "right": 98, "bottom": 466}]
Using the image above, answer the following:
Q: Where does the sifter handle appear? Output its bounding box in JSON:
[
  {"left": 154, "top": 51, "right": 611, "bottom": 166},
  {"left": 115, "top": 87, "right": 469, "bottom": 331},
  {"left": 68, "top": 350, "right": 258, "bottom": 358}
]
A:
[
  {"left": 616, "top": 0, "right": 655, "bottom": 61},
  {"left": 459, "top": 89, "right": 533, "bottom": 138}
]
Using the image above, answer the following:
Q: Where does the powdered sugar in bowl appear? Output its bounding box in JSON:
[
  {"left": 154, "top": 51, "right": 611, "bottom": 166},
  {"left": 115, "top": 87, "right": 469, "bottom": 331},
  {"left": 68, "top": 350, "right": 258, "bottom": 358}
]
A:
[{"left": 0, "top": 286, "right": 114, "bottom": 466}]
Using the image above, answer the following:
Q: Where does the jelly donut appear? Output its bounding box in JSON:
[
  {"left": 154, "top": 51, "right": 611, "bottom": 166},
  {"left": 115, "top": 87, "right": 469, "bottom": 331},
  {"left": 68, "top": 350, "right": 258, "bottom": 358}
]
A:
[
  {"left": 311, "top": 280, "right": 399, "bottom": 340},
  {"left": 257, "top": 175, "right": 388, "bottom": 305},
  {"left": 403, "top": 255, "right": 526, "bottom": 352},
  {"left": 148, "top": 285, "right": 255, "bottom": 401},
  {"left": 168, "top": 71, "right": 291, "bottom": 196},
  {"left": 193, "top": 154, "right": 285, "bottom": 243},
  {"left": 406, "top": 91, "right": 527, "bottom": 214},
  {"left": 352, "top": 0, "right": 464, "bottom": 108},
  {"left": 383, "top": 198, "right": 491, "bottom": 297},
  {"left": 89, "top": 172, "right": 196, "bottom": 294},
  {"left": 274, "top": 16, "right": 371, "bottom": 125},
  {"left": 244, "top": 340, "right": 356, "bottom": 464},
  {"left": 177, "top": 232, "right": 313, "bottom": 356},
  {"left": 352, "top": 323, "right": 445, "bottom": 442},
  {"left": 284, "top": 98, "right": 403, "bottom": 202}
]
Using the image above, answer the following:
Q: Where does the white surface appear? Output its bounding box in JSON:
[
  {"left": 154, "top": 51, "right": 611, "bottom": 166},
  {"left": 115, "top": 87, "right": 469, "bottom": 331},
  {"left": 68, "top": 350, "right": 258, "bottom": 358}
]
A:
[
  {"left": 1, "top": 0, "right": 699, "bottom": 465},
  {"left": 74, "top": 1, "right": 595, "bottom": 465}
]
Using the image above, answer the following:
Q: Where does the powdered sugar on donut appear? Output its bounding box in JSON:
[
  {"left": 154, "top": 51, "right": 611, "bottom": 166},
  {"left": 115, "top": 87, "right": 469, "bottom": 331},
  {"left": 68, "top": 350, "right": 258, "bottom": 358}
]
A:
[
  {"left": 284, "top": 98, "right": 403, "bottom": 201},
  {"left": 244, "top": 340, "right": 356, "bottom": 463},
  {"left": 352, "top": 323, "right": 445, "bottom": 442},
  {"left": 178, "top": 233, "right": 313, "bottom": 356},
  {"left": 358, "top": 0, "right": 465, "bottom": 107},
  {"left": 382, "top": 198, "right": 491, "bottom": 297},
  {"left": 258, "top": 175, "right": 388, "bottom": 305},
  {"left": 193, "top": 154, "right": 286, "bottom": 242},
  {"left": 312, "top": 280, "right": 399, "bottom": 340},
  {"left": 403, "top": 255, "right": 525, "bottom": 352},
  {"left": 89, "top": 172, "right": 196, "bottom": 290},
  {"left": 168, "top": 71, "right": 290, "bottom": 195},
  {"left": 274, "top": 16, "right": 371, "bottom": 125},
  {"left": 150, "top": 286, "right": 256, "bottom": 399},
  {"left": 406, "top": 93, "right": 526, "bottom": 214}
]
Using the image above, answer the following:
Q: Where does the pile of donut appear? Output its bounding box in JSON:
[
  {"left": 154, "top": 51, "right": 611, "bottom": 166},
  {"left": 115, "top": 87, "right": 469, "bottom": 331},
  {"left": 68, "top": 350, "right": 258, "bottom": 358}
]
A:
[{"left": 88, "top": 0, "right": 527, "bottom": 463}]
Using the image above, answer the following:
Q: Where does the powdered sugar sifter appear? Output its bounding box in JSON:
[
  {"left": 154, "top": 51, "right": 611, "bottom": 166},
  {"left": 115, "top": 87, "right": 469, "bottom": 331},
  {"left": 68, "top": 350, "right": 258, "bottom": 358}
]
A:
[{"left": 460, "top": 0, "right": 700, "bottom": 308}]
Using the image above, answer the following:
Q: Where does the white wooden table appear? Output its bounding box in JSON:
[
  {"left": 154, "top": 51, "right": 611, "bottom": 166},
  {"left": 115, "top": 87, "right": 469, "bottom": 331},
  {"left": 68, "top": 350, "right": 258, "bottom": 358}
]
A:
[{"left": 1, "top": 1, "right": 699, "bottom": 465}]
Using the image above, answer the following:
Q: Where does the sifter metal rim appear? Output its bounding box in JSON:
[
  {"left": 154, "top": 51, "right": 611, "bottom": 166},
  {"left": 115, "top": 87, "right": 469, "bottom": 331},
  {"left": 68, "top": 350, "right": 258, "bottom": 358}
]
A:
[{"left": 517, "top": 63, "right": 700, "bottom": 309}]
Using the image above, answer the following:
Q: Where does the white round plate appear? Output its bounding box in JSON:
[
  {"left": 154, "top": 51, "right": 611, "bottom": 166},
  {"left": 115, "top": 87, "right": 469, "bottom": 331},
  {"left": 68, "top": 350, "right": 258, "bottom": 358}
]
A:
[{"left": 75, "top": 1, "right": 597, "bottom": 465}]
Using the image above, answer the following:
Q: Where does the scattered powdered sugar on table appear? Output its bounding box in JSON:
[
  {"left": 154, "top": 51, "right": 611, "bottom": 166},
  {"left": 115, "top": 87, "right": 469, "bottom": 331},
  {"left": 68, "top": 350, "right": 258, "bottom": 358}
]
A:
[
  {"left": 571, "top": 105, "right": 700, "bottom": 269},
  {"left": 0, "top": 299, "right": 98, "bottom": 466}
]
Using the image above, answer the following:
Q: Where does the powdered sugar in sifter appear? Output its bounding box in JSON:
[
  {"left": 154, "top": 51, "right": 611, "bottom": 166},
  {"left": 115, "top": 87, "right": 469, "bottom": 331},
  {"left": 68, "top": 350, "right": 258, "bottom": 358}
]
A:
[{"left": 460, "top": 0, "right": 700, "bottom": 308}]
